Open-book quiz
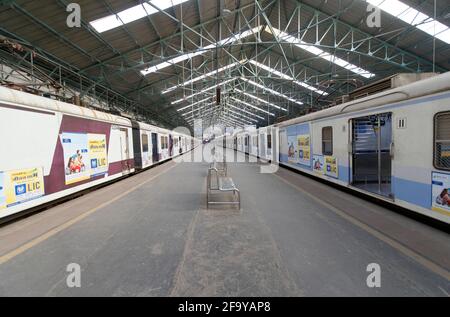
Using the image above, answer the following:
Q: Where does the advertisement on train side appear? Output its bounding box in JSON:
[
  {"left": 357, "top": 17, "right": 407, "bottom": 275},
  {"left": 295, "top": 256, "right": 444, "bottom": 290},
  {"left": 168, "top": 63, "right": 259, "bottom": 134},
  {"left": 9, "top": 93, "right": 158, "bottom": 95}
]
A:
[
  {"left": 431, "top": 172, "right": 450, "bottom": 216},
  {"left": 313, "top": 155, "right": 324, "bottom": 174},
  {"left": 297, "top": 135, "right": 310, "bottom": 166},
  {"left": 312, "top": 155, "right": 339, "bottom": 178},
  {"left": 61, "top": 132, "right": 108, "bottom": 185},
  {"left": 325, "top": 156, "right": 339, "bottom": 179},
  {"left": 88, "top": 134, "right": 109, "bottom": 177},
  {"left": 0, "top": 167, "right": 45, "bottom": 211},
  {"left": 287, "top": 135, "right": 297, "bottom": 163}
]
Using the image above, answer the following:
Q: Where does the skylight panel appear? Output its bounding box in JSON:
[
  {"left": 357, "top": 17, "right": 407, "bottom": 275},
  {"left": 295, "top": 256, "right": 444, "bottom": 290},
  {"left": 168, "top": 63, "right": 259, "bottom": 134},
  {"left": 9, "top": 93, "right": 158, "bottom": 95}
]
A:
[
  {"left": 366, "top": 0, "right": 450, "bottom": 44},
  {"left": 90, "top": 0, "right": 190, "bottom": 33},
  {"left": 141, "top": 27, "right": 262, "bottom": 76},
  {"left": 267, "top": 28, "right": 375, "bottom": 79},
  {"left": 207, "top": 26, "right": 263, "bottom": 49},
  {"left": 176, "top": 97, "right": 210, "bottom": 112},
  {"left": 181, "top": 102, "right": 215, "bottom": 116},
  {"left": 227, "top": 103, "right": 265, "bottom": 120},
  {"left": 162, "top": 61, "right": 243, "bottom": 94},
  {"left": 231, "top": 96, "right": 275, "bottom": 117},
  {"left": 240, "top": 78, "right": 301, "bottom": 108},
  {"left": 225, "top": 109, "right": 258, "bottom": 123},
  {"left": 171, "top": 78, "right": 236, "bottom": 105},
  {"left": 249, "top": 60, "right": 328, "bottom": 95},
  {"left": 90, "top": 15, "right": 123, "bottom": 33}
]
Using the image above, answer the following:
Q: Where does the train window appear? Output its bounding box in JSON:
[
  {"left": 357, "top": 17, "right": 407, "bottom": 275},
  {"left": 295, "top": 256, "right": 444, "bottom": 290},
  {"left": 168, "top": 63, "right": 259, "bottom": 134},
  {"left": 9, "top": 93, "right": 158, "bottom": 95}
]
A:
[
  {"left": 434, "top": 112, "right": 450, "bottom": 170},
  {"left": 142, "top": 134, "right": 149, "bottom": 153},
  {"left": 267, "top": 134, "right": 272, "bottom": 149},
  {"left": 160, "top": 136, "right": 164, "bottom": 149},
  {"left": 322, "top": 126, "right": 333, "bottom": 156}
]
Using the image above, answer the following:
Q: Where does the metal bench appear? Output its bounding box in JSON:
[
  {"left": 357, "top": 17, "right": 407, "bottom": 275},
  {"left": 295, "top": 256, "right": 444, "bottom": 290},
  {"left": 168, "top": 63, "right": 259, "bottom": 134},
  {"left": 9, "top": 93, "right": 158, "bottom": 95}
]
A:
[
  {"left": 209, "top": 159, "right": 227, "bottom": 176},
  {"left": 206, "top": 167, "right": 240, "bottom": 209}
]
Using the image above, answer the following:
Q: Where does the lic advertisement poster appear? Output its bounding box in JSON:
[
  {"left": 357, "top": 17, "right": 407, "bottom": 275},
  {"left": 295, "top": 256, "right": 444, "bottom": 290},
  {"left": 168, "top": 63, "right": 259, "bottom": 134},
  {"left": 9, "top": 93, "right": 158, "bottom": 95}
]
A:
[
  {"left": 324, "top": 156, "right": 339, "bottom": 178},
  {"left": 0, "top": 167, "right": 45, "bottom": 211},
  {"left": 88, "top": 134, "right": 109, "bottom": 177},
  {"left": 297, "top": 135, "right": 310, "bottom": 166},
  {"left": 432, "top": 172, "right": 450, "bottom": 215},
  {"left": 61, "top": 132, "right": 108, "bottom": 185}
]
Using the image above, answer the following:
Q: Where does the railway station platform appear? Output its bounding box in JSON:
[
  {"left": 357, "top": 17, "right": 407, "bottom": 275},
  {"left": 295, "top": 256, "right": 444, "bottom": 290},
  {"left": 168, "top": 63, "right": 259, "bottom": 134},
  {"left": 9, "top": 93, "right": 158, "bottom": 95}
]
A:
[{"left": 0, "top": 148, "right": 449, "bottom": 297}]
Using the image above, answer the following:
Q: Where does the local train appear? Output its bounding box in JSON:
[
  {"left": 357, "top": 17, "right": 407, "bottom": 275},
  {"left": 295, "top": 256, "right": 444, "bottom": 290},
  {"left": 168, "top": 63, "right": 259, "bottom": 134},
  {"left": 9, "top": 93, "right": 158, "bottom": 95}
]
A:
[
  {"left": 0, "top": 86, "right": 196, "bottom": 222},
  {"left": 228, "top": 72, "right": 450, "bottom": 224}
]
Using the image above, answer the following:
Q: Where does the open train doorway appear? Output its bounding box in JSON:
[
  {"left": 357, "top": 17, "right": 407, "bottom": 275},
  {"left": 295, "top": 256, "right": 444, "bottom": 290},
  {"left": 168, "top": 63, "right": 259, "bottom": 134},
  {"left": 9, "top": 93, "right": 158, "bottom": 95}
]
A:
[
  {"left": 119, "top": 128, "right": 131, "bottom": 174},
  {"left": 351, "top": 112, "right": 393, "bottom": 198}
]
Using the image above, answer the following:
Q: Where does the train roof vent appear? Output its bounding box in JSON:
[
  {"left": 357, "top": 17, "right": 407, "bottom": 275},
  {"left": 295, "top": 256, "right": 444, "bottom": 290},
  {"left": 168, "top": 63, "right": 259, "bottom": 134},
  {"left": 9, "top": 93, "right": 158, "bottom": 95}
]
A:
[{"left": 347, "top": 73, "right": 438, "bottom": 102}]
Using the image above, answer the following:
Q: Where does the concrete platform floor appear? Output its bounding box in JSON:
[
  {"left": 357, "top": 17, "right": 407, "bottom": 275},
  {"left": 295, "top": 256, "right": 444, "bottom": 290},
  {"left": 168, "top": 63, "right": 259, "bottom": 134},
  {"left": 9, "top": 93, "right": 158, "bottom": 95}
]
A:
[{"left": 0, "top": 149, "right": 449, "bottom": 296}]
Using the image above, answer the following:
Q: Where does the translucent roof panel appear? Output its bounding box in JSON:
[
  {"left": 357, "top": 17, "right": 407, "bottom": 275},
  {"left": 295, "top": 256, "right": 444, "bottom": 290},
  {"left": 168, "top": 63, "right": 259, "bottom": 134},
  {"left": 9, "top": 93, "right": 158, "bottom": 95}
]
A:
[
  {"left": 367, "top": 0, "right": 450, "bottom": 44},
  {"left": 266, "top": 28, "right": 376, "bottom": 79},
  {"left": 90, "top": 0, "right": 190, "bottom": 33}
]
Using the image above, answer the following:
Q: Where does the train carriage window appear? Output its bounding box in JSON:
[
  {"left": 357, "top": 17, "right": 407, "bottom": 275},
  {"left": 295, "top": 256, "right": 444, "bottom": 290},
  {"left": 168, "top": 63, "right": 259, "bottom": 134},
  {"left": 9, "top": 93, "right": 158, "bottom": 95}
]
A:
[
  {"left": 267, "top": 134, "right": 272, "bottom": 149},
  {"left": 142, "top": 134, "right": 149, "bottom": 153},
  {"left": 434, "top": 112, "right": 450, "bottom": 170},
  {"left": 322, "top": 127, "right": 333, "bottom": 156}
]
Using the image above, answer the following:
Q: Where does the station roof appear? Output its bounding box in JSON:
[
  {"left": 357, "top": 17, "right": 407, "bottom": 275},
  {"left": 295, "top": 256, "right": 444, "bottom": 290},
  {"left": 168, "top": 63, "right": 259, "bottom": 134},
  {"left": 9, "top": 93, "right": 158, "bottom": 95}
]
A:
[{"left": 0, "top": 0, "right": 449, "bottom": 128}]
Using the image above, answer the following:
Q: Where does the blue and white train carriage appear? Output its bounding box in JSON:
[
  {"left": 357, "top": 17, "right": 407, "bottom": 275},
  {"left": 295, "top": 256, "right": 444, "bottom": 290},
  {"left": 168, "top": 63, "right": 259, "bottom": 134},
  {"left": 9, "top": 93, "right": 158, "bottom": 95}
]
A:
[
  {"left": 234, "top": 72, "right": 450, "bottom": 224},
  {"left": 275, "top": 72, "right": 450, "bottom": 224}
]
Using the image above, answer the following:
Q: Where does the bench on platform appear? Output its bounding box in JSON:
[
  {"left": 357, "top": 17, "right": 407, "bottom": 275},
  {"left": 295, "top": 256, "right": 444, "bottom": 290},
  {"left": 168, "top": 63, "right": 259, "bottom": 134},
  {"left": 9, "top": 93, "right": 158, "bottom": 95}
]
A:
[
  {"left": 209, "top": 159, "right": 227, "bottom": 176},
  {"left": 206, "top": 167, "right": 240, "bottom": 209}
]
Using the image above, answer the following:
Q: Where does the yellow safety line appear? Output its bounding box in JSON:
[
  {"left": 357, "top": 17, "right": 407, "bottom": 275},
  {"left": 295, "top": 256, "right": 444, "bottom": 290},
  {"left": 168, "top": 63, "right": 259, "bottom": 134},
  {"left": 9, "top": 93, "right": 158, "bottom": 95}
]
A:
[
  {"left": 272, "top": 173, "right": 450, "bottom": 282},
  {"left": 0, "top": 163, "right": 176, "bottom": 266}
]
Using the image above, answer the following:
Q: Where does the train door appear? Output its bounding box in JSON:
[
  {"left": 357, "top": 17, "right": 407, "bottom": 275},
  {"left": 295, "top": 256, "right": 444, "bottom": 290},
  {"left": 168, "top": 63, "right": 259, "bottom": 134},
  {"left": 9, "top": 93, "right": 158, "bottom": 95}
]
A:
[
  {"left": 351, "top": 112, "right": 393, "bottom": 197},
  {"left": 179, "top": 136, "right": 182, "bottom": 154},
  {"left": 119, "top": 128, "right": 131, "bottom": 174},
  {"left": 152, "top": 133, "right": 159, "bottom": 162}
]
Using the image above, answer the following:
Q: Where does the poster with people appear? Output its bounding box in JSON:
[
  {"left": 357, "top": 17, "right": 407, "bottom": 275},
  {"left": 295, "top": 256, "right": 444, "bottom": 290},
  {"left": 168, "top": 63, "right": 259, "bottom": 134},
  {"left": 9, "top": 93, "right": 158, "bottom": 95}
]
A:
[
  {"left": 61, "top": 132, "right": 109, "bottom": 185},
  {"left": 432, "top": 172, "right": 450, "bottom": 215},
  {"left": 61, "top": 132, "right": 91, "bottom": 185},
  {"left": 313, "top": 155, "right": 324, "bottom": 174},
  {"left": 0, "top": 167, "right": 45, "bottom": 211},
  {"left": 297, "top": 135, "right": 310, "bottom": 166},
  {"left": 287, "top": 135, "right": 297, "bottom": 163},
  {"left": 324, "top": 156, "right": 339, "bottom": 178}
]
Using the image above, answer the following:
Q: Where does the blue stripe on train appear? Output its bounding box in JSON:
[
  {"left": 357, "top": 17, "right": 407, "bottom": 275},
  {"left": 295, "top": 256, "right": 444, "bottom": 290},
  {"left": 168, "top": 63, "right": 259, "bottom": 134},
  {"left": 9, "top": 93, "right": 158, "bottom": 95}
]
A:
[
  {"left": 280, "top": 153, "right": 431, "bottom": 209},
  {"left": 392, "top": 177, "right": 431, "bottom": 209}
]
